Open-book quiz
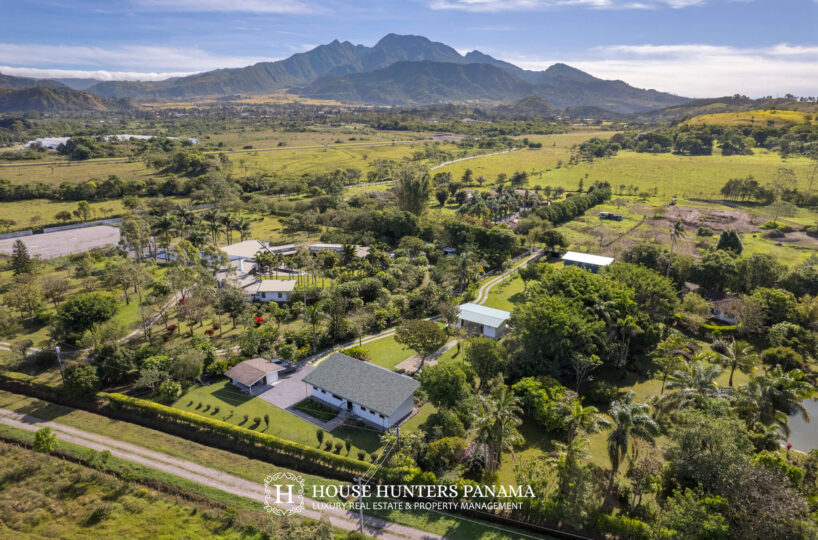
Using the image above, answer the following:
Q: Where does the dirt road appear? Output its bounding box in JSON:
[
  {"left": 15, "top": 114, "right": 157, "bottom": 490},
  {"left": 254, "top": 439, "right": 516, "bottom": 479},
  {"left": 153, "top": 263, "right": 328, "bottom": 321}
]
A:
[{"left": 0, "top": 407, "right": 441, "bottom": 540}]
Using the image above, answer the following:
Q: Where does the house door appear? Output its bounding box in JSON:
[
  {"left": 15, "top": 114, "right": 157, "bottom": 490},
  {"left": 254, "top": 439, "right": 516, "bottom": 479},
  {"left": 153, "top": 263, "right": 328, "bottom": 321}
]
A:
[
  {"left": 347, "top": 401, "right": 353, "bottom": 410},
  {"left": 262, "top": 376, "right": 267, "bottom": 385}
]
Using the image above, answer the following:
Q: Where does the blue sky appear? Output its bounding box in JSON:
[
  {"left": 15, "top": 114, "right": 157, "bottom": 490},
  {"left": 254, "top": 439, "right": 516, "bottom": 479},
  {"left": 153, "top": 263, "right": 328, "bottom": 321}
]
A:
[{"left": 1, "top": 0, "right": 816, "bottom": 97}]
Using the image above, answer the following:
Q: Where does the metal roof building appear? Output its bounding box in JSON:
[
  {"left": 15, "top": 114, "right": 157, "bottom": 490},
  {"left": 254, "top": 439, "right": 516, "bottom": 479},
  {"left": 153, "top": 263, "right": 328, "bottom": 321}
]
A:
[
  {"left": 457, "top": 303, "right": 511, "bottom": 339},
  {"left": 561, "top": 251, "right": 614, "bottom": 272}
]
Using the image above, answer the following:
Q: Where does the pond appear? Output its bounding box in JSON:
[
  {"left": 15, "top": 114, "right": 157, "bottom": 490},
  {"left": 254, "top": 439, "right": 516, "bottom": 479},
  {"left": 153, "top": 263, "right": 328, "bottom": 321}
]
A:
[{"left": 788, "top": 399, "right": 818, "bottom": 452}]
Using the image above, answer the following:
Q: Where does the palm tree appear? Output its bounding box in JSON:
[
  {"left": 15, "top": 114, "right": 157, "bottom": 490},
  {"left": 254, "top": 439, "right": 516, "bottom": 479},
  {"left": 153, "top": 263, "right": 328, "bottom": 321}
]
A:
[
  {"left": 220, "top": 214, "right": 234, "bottom": 245},
  {"left": 304, "top": 303, "right": 325, "bottom": 353},
  {"left": 606, "top": 391, "right": 659, "bottom": 502},
  {"left": 658, "top": 359, "right": 731, "bottom": 412},
  {"left": 734, "top": 366, "right": 812, "bottom": 435},
  {"left": 561, "top": 400, "right": 611, "bottom": 443},
  {"left": 152, "top": 213, "right": 176, "bottom": 261},
  {"left": 234, "top": 216, "right": 253, "bottom": 242},
  {"left": 201, "top": 209, "right": 221, "bottom": 243},
  {"left": 667, "top": 219, "right": 686, "bottom": 277},
  {"left": 473, "top": 386, "right": 523, "bottom": 472},
  {"left": 714, "top": 339, "right": 758, "bottom": 387},
  {"left": 454, "top": 251, "right": 483, "bottom": 293}
]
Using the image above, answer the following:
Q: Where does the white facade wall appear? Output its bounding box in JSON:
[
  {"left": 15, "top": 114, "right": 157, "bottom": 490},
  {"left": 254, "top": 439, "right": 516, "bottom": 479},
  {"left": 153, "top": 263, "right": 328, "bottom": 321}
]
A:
[
  {"left": 308, "top": 385, "right": 413, "bottom": 429},
  {"left": 387, "top": 394, "right": 415, "bottom": 427},
  {"left": 310, "top": 385, "right": 346, "bottom": 408},
  {"left": 352, "top": 402, "right": 389, "bottom": 429}
]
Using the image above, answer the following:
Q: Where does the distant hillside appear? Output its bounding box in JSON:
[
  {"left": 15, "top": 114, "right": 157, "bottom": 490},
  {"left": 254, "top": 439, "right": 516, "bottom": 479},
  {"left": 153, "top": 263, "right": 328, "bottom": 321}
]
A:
[
  {"left": 88, "top": 39, "right": 367, "bottom": 99},
  {"left": 52, "top": 78, "right": 102, "bottom": 90},
  {"left": 301, "top": 61, "right": 536, "bottom": 105},
  {"left": 494, "top": 96, "right": 557, "bottom": 119},
  {"left": 300, "top": 59, "right": 687, "bottom": 113},
  {"left": 80, "top": 34, "right": 690, "bottom": 113},
  {"left": 0, "top": 86, "right": 139, "bottom": 113},
  {"left": 0, "top": 73, "right": 66, "bottom": 90},
  {"left": 684, "top": 109, "right": 813, "bottom": 128},
  {"left": 633, "top": 96, "right": 818, "bottom": 122}
]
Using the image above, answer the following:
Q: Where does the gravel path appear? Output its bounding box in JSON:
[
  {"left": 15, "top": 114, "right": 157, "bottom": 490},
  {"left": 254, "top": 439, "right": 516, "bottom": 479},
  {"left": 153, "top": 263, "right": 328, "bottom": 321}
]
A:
[{"left": 0, "top": 407, "right": 441, "bottom": 540}]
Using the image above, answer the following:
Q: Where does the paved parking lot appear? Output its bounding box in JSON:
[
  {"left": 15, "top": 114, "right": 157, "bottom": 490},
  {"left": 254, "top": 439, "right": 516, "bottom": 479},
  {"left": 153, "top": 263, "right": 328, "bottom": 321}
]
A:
[{"left": 0, "top": 226, "right": 120, "bottom": 259}]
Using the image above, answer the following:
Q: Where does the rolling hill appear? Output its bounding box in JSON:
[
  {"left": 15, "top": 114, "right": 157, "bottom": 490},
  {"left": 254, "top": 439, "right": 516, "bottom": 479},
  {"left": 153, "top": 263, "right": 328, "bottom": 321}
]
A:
[
  {"left": 78, "top": 34, "right": 689, "bottom": 112},
  {"left": 0, "top": 73, "right": 67, "bottom": 90},
  {"left": 0, "top": 86, "right": 139, "bottom": 113}
]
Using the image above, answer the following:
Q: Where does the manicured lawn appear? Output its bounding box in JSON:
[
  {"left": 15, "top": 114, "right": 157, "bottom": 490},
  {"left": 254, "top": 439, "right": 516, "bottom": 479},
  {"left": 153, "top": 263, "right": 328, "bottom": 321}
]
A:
[
  {"left": 363, "top": 335, "right": 415, "bottom": 370},
  {"left": 172, "top": 380, "right": 382, "bottom": 453},
  {"left": 293, "top": 397, "right": 338, "bottom": 422},
  {"left": 483, "top": 274, "right": 527, "bottom": 312}
]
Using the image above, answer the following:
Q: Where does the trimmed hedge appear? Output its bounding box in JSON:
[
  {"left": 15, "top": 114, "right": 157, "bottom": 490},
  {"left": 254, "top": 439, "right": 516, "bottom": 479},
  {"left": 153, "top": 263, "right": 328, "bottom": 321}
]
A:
[{"left": 102, "top": 392, "right": 372, "bottom": 477}]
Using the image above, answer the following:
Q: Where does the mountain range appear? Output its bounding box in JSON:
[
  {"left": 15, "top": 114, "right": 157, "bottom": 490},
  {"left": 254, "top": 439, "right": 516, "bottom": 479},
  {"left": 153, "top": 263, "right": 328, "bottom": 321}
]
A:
[
  {"left": 0, "top": 74, "right": 139, "bottom": 113},
  {"left": 72, "top": 34, "right": 688, "bottom": 113}
]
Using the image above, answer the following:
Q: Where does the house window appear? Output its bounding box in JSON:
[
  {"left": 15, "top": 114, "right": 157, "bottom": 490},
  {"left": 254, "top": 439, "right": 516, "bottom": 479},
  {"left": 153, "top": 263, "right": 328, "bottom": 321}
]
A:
[
  {"left": 361, "top": 406, "right": 367, "bottom": 412},
  {"left": 378, "top": 414, "right": 385, "bottom": 419},
  {"left": 313, "top": 385, "right": 319, "bottom": 391},
  {"left": 278, "top": 292, "right": 283, "bottom": 299},
  {"left": 332, "top": 394, "right": 341, "bottom": 400}
]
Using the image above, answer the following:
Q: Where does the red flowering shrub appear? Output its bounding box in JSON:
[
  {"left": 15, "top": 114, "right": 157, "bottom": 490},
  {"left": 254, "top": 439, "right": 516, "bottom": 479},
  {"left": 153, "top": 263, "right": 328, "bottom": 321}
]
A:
[
  {"left": 166, "top": 324, "right": 177, "bottom": 332},
  {"left": 254, "top": 316, "right": 265, "bottom": 325},
  {"left": 204, "top": 329, "right": 215, "bottom": 336},
  {"left": 212, "top": 322, "right": 221, "bottom": 330}
]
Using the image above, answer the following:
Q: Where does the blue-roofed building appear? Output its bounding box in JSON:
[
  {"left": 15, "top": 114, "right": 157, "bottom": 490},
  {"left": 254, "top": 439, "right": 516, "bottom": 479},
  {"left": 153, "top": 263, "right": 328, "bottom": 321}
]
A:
[{"left": 457, "top": 302, "right": 511, "bottom": 339}]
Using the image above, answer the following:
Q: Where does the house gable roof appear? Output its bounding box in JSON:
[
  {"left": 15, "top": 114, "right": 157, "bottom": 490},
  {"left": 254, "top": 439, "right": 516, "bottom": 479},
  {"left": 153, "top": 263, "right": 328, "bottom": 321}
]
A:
[
  {"left": 458, "top": 302, "right": 511, "bottom": 328},
  {"left": 303, "top": 353, "right": 419, "bottom": 416},
  {"left": 224, "top": 357, "right": 283, "bottom": 386},
  {"left": 561, "top": 251, "right": 614, "bottom": 267}
]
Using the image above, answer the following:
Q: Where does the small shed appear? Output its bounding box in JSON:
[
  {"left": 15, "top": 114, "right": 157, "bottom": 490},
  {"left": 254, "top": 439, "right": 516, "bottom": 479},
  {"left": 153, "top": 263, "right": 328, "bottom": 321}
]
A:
[
  {"left": 561, "top": 251, "right": 614, "bottom": 273},
  {"left": 224, "top": 358, "right": 284, "bottom": 394},
  {"left": 457, "top": 302, "right": 511, "bottom": 339}
]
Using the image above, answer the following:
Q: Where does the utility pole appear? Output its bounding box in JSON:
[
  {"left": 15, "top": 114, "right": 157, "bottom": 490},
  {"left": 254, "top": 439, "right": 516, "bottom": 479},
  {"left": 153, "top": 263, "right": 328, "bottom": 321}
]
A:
[{"left": 356, "top": 476, "right": 364, "bottom": 534}]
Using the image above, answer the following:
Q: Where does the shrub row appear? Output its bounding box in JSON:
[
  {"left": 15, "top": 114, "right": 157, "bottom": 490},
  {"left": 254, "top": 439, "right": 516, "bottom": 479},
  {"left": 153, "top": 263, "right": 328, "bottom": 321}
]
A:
[{"left": 102, "top": 392, "right": 372, "bottom": 478}]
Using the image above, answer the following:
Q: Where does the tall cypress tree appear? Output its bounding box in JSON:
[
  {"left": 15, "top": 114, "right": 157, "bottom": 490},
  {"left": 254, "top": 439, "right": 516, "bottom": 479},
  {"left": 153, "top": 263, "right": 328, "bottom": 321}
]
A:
[{"left": 11, "top": 239, "right": 32, "bottom": 275}]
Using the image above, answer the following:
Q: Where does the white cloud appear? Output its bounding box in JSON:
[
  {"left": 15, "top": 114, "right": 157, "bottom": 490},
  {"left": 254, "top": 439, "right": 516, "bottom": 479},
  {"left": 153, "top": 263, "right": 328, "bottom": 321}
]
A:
[
  {"left": 135, "top": 0, "right": 320, "bottom": 14},
  {"left": 0, "top": 43, "right": 274, "bottom": 80},
  {"left": 507, "top": 43, "right": 818, "bottom": 97},
  {"left": 0, "top": 65, "right": 195, "bottom": 82},
  {"left": 428, "top": 0, "right": 705, "bottom": 11}
]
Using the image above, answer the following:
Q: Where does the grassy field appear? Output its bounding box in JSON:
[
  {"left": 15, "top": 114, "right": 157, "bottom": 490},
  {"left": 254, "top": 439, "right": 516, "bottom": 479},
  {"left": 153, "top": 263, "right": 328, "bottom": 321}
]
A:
[
  {"left": 228, "top": 139, "right": 440, "bottom": 177},
  {"left": 0, "top": 159, "right": 155, "bottom": 187},
  {"left": 0, "top": 439, "right": 279, "bottom": 539},
  {"left": 171, "top": 380, "right": 382, "bottom": 454},
  {"left": 684, "top": 109, "right": 813, "bottom": 128},
  {"left": 435, "top": 131, "right": 604, "bottom": 182},
  {"left": 533, "top": 149, "right": 816, "bottom": 198}
]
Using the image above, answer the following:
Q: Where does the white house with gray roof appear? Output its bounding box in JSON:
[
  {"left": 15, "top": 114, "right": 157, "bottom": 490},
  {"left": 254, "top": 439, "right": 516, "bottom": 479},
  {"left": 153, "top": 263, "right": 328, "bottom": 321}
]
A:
[
  {"left": 457, "top": 302, "right": 511, "bottom": 339},
  {"left": 303, "top": 353, "right": 419, "bottom": 430}
]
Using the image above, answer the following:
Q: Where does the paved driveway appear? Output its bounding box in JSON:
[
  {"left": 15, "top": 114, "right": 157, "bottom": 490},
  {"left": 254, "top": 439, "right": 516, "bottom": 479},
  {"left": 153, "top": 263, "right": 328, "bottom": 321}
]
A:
[
  {"left": 257, "top": 365, "right": 344, "bottom": 430},
  {"left": 259, "top": 365, "right": 314, "bottom": 408}
]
